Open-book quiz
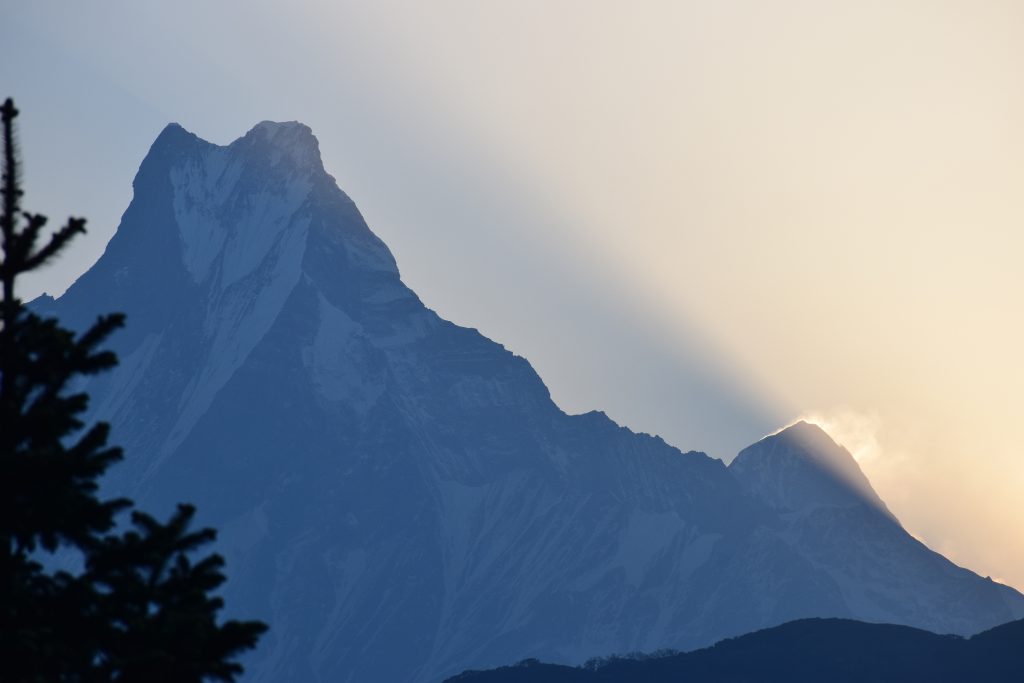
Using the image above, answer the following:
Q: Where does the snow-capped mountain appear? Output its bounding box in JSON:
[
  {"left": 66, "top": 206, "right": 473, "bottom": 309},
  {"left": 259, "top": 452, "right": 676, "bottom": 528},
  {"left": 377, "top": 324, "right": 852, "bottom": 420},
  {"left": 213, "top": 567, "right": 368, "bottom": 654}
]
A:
[
  {"left": 38, "top": 121, "right": 1024, "bottom": 682},
  {"left": 730, "top": 421, "right": 1021, "bottom": 636}
]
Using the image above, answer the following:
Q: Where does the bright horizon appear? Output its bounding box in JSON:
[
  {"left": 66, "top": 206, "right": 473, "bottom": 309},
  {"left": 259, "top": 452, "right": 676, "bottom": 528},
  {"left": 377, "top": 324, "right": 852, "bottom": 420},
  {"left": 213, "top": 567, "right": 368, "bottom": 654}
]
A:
[{"left": 4, "top": 1, "right": 1022, "bottom": 591}]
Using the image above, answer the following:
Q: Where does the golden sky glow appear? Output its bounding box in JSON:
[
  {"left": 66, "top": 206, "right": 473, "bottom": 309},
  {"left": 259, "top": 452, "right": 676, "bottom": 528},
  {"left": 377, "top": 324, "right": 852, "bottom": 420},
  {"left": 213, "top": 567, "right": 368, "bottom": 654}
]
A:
[{"left": 345, "top": 0, "right": 1024, "bottom": 590}]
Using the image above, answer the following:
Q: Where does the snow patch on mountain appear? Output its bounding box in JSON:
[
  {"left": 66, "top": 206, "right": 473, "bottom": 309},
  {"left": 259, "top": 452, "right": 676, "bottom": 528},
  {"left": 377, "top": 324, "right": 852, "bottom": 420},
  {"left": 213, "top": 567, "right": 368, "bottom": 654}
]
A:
[
  {"left": 302, "top": 293, "right": 384, "bottom": 411},
  {"left": 170, "top": 141, "right": 312, "bottom": 287},
  {"left": 170, "top": 146, "right": 234, "bottom": 282}
]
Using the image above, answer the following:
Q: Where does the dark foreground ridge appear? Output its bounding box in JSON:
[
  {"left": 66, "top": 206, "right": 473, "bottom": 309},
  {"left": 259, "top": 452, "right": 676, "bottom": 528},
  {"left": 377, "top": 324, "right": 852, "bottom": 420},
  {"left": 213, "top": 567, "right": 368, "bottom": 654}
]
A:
[{"left": 446, "top": 617, "right": 1024, "bottom": 682}]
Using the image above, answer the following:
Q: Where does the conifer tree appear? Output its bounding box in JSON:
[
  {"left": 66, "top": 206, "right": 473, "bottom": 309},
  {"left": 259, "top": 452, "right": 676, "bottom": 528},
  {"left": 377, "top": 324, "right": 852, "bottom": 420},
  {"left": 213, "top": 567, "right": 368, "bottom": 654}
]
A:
[{"left": 0, "top": 98, "right": 266, "bottom": 682}]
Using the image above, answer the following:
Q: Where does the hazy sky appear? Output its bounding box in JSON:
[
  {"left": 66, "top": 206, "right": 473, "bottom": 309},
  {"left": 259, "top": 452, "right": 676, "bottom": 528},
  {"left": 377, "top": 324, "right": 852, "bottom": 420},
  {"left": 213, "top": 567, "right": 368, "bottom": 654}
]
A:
[{"left": 4, "top": 1, "right": 1023, "bottom": 590}]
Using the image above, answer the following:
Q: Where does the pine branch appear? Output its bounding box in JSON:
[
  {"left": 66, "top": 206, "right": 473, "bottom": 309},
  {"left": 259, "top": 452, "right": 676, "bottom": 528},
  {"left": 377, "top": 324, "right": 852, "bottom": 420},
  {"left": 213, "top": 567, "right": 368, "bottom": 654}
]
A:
[{"left": 24, "top": 216, "right": 86, "bottom": 272}]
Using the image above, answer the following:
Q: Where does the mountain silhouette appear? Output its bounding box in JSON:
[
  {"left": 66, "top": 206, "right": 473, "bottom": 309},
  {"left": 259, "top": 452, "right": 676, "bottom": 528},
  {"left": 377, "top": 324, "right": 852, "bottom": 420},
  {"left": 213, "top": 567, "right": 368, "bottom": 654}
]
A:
[{"left": 445, "top": 617, "right": 1024, "bottom": 682}]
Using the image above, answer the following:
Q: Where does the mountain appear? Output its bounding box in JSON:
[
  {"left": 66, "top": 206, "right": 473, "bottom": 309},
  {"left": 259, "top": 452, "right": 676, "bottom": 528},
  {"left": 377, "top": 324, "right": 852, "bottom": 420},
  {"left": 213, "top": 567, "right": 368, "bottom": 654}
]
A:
[
  {"left": 729, "top": 422, "right": 1021, "bottom": 635},
  {"left": 444, "top": 617, "right": 1024, "bottom": 682},
  {"left": 730, "top": 420, "right": 893, "bottom": 516},
  {"left": 38, "top": 121, "right": 1024, "bottom": 682}
]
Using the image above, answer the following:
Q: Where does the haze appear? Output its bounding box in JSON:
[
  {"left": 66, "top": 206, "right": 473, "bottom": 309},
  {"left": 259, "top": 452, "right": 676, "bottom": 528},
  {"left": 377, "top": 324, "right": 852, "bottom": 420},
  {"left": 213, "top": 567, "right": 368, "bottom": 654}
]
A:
[{"left": 4, "top": 1, "right": 1022, "bottom": 590}]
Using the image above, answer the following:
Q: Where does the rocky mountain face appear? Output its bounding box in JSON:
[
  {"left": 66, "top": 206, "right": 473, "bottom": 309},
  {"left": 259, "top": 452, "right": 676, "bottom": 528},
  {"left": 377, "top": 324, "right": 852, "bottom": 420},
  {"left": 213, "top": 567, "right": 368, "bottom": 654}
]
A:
[{"left": 38, "top": 121, "right": 1024, "bottom": 682}]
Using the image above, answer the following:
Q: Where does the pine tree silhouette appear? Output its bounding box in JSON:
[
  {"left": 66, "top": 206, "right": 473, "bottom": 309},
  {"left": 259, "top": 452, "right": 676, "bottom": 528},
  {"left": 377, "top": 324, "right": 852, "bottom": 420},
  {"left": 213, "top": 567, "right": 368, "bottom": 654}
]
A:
[{"left": 0, "top": 98, "right": 266, "bottom": 682}]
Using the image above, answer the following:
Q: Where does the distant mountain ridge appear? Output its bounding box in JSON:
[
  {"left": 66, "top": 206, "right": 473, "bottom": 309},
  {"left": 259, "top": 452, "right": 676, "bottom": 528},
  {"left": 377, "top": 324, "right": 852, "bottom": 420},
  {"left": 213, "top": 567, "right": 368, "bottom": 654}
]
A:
[
  {"left": 38, "top": 120, "right": 1024, "bottom": 682},
  {"left": 445, "top": 617, "right": 1024, "bottom": 682}
]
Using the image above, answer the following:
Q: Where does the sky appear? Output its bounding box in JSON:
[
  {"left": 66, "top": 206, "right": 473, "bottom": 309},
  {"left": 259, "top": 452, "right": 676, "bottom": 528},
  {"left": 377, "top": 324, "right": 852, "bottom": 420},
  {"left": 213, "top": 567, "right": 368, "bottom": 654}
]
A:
[{"left": 3, "top": 1, "right": 1022, "bottom": 590}]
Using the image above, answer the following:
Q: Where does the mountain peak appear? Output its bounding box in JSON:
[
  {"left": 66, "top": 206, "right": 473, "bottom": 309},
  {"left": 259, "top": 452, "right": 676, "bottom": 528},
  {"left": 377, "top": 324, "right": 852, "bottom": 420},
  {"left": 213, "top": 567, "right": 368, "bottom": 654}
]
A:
[
  {"left": 250, "top": 119, "right": 313, "bottom": 136},
  {"left": 75, "top": 118, "right": 398, "bottom": 325},
  {"left": 154, "top": 121, "right": 197, "bottom": 145},
  {"left": 243, "top": 119, "right": 323, "bottom": 171},
  {"left": 729, "top": 420, "right": 894, "bottom": 519},
  {"left": 771, "top": 420, "right": 841, "bottom": 455}
]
